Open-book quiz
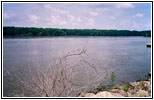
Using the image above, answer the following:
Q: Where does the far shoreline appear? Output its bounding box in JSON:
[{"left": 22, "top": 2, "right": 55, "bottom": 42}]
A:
[
  {"left": 3, "top": 36, "right": 151, "bottom": 39},
  {"left": 3, "top": 26, "right": 151, "bottom": 37}
]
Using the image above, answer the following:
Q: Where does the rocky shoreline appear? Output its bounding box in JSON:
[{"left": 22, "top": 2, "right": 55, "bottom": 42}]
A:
[{"left": 79, "top": 72, "right": 151, "bottom": 97}]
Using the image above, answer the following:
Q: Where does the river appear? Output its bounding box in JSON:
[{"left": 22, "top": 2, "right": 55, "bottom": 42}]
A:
[{"left": 3, "top": 36, "right": 151, "bottom": 97}]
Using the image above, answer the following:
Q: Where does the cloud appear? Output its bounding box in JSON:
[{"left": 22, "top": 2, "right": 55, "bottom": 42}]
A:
[
  {"left": 28, "top": 14, "right": 39, "bottom": 23},
  {"left": 96, "top": 8, "right": 111, "bottom": 12},
  {"left": 136, "top": 13, "right": 143, "bottom": 17},
  {"left": 76, "top": 16, "right": 82, "bottom": 23},
  {"left": 74, "top": 16, "right": 82, "bottom": 26},
  {"left": 3, "top": 13, "right": 15, "bottom": 19},
  {"left": 110, "top": 16, "right": 116, "bottom": 19},
  {"left": 48, "top": 15, "right": 67, "bottom": 26},
  {"left": 115, "top": 3, "right": 134, "bottom": 8},
  {"left": 89, "top": 11, "right": 99, "bottom": 16},
  {"left": 88, "top": 18, "right": 95, "bottom": 23},
  {"left": 67, "top": 15, "right": 75, "bottom": 22},
  {"left": 132, "top": 13, "right": 144, "bottom": 18},
  {"left": 46, "top": 13, "right": 94, "bottom": 28},
  {"left": 93, "top": 3, "right": 134, "bottom": 9},
  {"left": 45, "top": 10, "right": 82, "bottom": 27},
  {"left": 54, "top": 8, "right": 70, "bottom": 15},
  {"left": 83, "top": 10, "right": 99, "bottom": 16},
  {"left": 86, "top": 18, "right": 95, "bottom": 27},
  {"left": 132, "top": 21, "right": 140, "bottom": 28},
  {"left": 3, "top": 3, "right": 150, "bottom": 30},
  {"left": 44, "top": 4, "right": 70, "bottom": 15},
  {"left": 67, "top": 15, "right": 82, "bottom": 26},
  {"left": 44, "top": 4, "right": 52, "bottom": 9},
  {"left": 3, "top": 13, "right": 9, "bottom": 19}
]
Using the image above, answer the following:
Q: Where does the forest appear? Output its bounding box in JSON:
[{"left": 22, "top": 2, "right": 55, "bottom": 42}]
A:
[{"left": 3, "top": 26, "right": 151, "bottom": 37}]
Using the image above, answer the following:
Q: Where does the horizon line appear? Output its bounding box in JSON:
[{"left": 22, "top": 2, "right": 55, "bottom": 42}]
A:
[{"left": 3, "top": 26, "right": 151, "bottom": 32}]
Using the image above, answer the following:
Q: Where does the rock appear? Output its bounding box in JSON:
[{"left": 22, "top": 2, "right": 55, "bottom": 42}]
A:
[
  {"left": 79, "top": 93, "right": 95, "bottom": 97},
  {"left": 142, "top": 81, "right": 151, "bottom": 91},
  {"left": 111, "top": 93, "right": 124, "bottom": 97},
  {"left": 130, "top": 82, "right": 140, "bottom": 87},
  {"left": 95, "top": 91, "right": 114, "bottom": 97},
  {"left": 109, "top": 89, "right": 120, "bottom": 93},
  {"left": 78, "top": 93, "right": 86, "bottom": 97},
  {"left": 95, "top": 91, "right": 124, "bottom": 97},
  {"left": 110, "top": 89, "right": 127, "bottom": 96},
  {"left": 134, "top": 90, "right": 149, "bottom": 97},
  {"left": 134, "top": 81, "right": 151, "bottom": 91},
  {"left": 127, "top": 92, "right": 132, "bottom": 97},
  {"left": 113, "top": 83, "right": 129, "bottom": 90},
  {"left": 84, "top": 93, "right": 96, "bottom": 97}
]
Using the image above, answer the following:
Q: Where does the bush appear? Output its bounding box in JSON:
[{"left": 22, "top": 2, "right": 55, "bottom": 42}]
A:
[
  {"left": 123, "top": 85, "right": 129, "bottom": 92},
  {"left": 110, "top": 72, "right": 116, "bottom": 87}
]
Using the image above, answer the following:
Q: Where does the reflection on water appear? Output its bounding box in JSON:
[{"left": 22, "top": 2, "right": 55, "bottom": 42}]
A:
[{"left": 3, "top": 36, "right": 151, "bottom": 97}]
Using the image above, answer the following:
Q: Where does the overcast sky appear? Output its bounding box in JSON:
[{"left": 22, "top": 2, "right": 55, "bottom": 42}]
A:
[{"left": 3, "top": 2, "right": 151, "bottom": 31}]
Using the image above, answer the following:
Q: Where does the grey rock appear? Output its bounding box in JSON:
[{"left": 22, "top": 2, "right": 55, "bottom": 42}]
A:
[
  {"left": 110, "top": 89, "right": 127, "bottom": 96},
  {"left": 130, "top": 82, "right": 140, "bottom": 87},
  {"left": 95, "top": 91, "right": 114, "bottom": 97},
  {"left": 134, "top": 90, "right": 149, "bottom": 97},
  {"left": 79, "top": 93, "right": 95, "bottom": 97}
]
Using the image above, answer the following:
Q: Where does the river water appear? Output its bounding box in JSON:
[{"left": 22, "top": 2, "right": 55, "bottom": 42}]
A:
[{"left": 3, "top": 36, "right": 151, "bottom": 97}]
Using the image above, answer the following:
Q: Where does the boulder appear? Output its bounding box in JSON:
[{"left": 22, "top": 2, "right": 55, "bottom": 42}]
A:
[
  {"left": 134, "top": 81, "right": 150, "bottom": 91},
  {"left": 134, "top": 90, "right": 149, "bottom": 97},
  {"left": 110, "top": 89, "right": 127, "bottom": 96},
  {"left": 111, "top": 93, "right": 124, "bottom": 97},
  {"left": 95, "top": 91, "right": 124, "bottom": 97},
  {"left": 130, "top": 82, "right": 140, "bottom": 87},
  {"left": 95, "top": 91, "right": 114, "bottom": 97},
  {"left": 79, "top": 93, "right": 95, "bottom": 97}
]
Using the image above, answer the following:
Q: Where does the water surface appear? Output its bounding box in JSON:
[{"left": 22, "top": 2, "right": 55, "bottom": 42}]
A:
[{"left": 3, "top": 36, "right": 151, "bottom": 96}]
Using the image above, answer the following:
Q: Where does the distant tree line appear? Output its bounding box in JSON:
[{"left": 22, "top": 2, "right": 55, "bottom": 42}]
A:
[{"left": 3, "top": 26, "right": 151, "bottom": 37}]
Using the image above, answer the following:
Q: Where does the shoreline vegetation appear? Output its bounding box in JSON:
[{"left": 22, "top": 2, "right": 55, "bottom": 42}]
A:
[{"left": 3, "top": 26, "right": 151, "bottom": 37}]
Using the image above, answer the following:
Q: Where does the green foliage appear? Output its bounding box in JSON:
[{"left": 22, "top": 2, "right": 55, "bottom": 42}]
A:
[
  {"left": 3, "top": 26, "right": 151, "bottom": 37},
  {"left": 110, "top": 72, "right": 116, "bottom": 87},
  {"left": 123, "top": 85, "right": 129, "bottom": 92}
]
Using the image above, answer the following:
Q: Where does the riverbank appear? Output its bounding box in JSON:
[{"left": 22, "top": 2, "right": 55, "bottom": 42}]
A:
[{"left": 79, "top": 72, "right": 151, "bottom": 97}]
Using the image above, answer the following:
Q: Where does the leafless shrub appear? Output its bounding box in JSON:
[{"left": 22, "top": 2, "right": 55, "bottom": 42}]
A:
[{"left": 4, "top": 47, "right": 109, "bottom": 97}]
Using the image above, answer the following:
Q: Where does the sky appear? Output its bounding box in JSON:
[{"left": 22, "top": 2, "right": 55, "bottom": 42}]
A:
[{"left": 3, "top": 2, "right": 151, "bottom": 31}]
